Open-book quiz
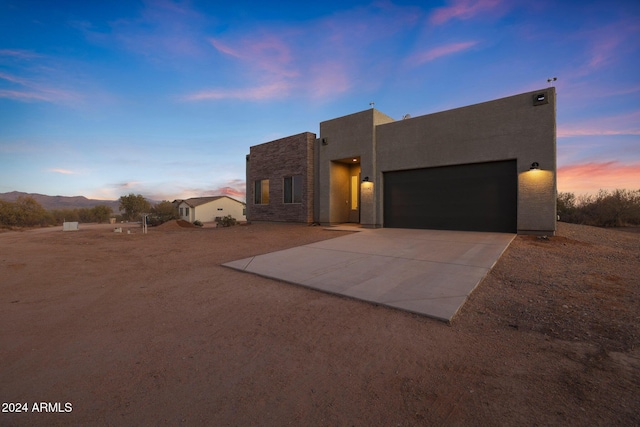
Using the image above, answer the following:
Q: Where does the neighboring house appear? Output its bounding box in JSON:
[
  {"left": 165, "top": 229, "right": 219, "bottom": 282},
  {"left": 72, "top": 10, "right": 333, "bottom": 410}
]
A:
[
  {"left": 246, "top": 89, "right": 557, "bottom": 235},
  {"left": 174, "top": 196, "right": 246, "bottom": 223}
]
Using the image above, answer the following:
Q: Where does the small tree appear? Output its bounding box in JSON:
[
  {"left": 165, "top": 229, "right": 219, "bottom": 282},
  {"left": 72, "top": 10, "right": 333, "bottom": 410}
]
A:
[
  {"left": 16, "top": 196, "right": 48, "bottom": 227},
  {"left": 556, "top": 192, "right": 577, "bottom": 222},
  {"left": 119, "top": 193, "right": 151, "bottom": 221},
  {"left": 557, "top": 189, "right": 640, "bottom": 227},
  {"left": 151, "top": 200, "right": 179, "bottom": 224},
  {"left": 92, "top": 205, "right": 113, "bottom": 223},
  {"left": 0, "top": 200, "right": 19, "bottom": 227}
]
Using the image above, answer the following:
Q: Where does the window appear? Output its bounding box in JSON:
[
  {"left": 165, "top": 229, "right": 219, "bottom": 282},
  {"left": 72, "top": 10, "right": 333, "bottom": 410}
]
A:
[
  {"left": 185, "top": 207, "right": 189, "bottom": 216},
  {"left": 254, "top": 179, "right": 269, "bottom": 204},
  {"left": 179, "top": 208, "right": 183, "bottom": 216},
  {"left": 284, "top": 176, "right": 302, "bottom": 204}
]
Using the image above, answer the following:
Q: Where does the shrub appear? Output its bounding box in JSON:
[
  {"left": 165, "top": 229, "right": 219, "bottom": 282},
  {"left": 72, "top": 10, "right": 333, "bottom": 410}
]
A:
[
  {"left": 557, "top": 189, "right": 640, "bottom": 227},
  {"left": 193, "top": 220, "right": 203, "bottom": 227},
  {"left": 218, "top": 215, "right": 237, "bottom": 227},
  {"left": 151, "top": 201, "right": 179, "bottom": 224}
]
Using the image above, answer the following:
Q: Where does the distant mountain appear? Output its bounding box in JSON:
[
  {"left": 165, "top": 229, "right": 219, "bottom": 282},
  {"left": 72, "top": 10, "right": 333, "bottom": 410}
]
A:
[{"left": 0, "top": 191, "right": 122, "bottom": 212}]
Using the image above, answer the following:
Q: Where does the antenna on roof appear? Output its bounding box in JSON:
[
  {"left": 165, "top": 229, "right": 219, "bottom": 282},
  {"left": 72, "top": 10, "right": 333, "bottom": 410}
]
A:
[
  {"left": 547, "top": 77, "right": 557, "bottom": 87},
  {"left": 369, "top": 102, "right": 375, "bottom": 108},
  {"left": 402, "top": 114, "right": 411, "bottom": 120}
]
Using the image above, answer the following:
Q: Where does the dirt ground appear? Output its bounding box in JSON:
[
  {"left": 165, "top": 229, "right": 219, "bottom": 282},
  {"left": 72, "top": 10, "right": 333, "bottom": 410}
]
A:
[{"left": 1, "top": 221, "right": 638, "bottom": 426}]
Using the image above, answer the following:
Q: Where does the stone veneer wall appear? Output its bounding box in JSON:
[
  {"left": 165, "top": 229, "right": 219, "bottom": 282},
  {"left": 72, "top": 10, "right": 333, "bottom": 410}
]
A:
[{"left": 246, "top": 132, "right": 315, "bottom": 223}]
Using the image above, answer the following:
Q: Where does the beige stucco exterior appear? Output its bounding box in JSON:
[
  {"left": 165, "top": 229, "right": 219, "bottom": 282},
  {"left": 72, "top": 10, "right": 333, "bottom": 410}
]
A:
[
  {"left": 247, "top": 88, "right": 557, "bottom": 235},
  {"left": 177, "top": 196, "right": 246, "bottom": 223}
]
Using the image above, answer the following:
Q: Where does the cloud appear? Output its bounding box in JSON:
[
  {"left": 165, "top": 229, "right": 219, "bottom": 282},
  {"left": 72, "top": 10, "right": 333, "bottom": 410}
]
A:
[
  {"left": 429, "top": 0, "right": 504, "bottom": 25},
  {"left": 97, "top": 178, "right": 247, "bottom": 203},
  {"left": 48, "top": 168, "right": 78, "bottom": 175},
  {"left": 183, "top": 179, "right": 246, "bottom": 200},
  {"left": 114, "top": 182, "right": 143, "bottom": 190},
  {"left": 92, "top": 0, "right": 209, "bottom": 60},
  {"left": 187, "top": 2, "right": 420, "bottom": 102},
  {"left": 583, "top": 19, "right": 640, "bottom": 72},
  {"left": 211, "top": 186, "right": 245, "bottom": 201},
  {"left": 407, "top": 41, "right": 479, "bottom": 65},
  {"left": 211, "top": 35, "right": 299, "bottom": 78},
  {"left": 184, "top": 81, "right": 292, "bottom": 101},
  {"left": 0, "top": 49, "right": 43, "bottom": 60},
  {"left": 0, "top": 62, "right": 84, "bottom": 105},
  {"left": 558, "top": 111, "right": 640, "bottom": 138},
  {"left": 558, "top": 161, "right": 640, "bottom": 194}
]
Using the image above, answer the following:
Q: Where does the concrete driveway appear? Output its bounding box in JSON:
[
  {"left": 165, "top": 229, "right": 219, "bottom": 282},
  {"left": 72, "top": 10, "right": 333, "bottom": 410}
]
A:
[{"left": 223, "top": 227, "right": 515, "bottom": 322}]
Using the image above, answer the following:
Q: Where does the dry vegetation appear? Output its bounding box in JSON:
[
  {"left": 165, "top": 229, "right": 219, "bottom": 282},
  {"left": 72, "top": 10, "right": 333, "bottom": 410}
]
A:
[{"left": 1, "top": 221, "right": 638, "bottom": 426}]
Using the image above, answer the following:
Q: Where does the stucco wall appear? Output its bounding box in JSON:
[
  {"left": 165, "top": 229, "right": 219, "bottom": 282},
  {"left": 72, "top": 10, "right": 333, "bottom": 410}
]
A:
[
  {"left": 246, "top": 132, "right": 315, "bottom": 223},
  {"left": 318, "top": 109, "right": 394, "bottom": 226},
  {"left": 195, "top": 198, "right": 246, "bottom": 223},
  {"left": 178, "top": 201, "right": 195, "bottom": 222},
  {"left": 179, "top": 198, "right": 246, "bottom": 223},
  {"left": 375, "top": 88, "right": 557, "bottom": 234},
  {"left": 247, "top": 89, "right": 556, "bottom": 234}
]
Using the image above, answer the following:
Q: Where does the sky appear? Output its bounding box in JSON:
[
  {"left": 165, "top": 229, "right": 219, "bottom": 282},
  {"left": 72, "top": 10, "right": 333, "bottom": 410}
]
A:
[{"left": 1, "top": 0, "right": 639, "bottom": 202}]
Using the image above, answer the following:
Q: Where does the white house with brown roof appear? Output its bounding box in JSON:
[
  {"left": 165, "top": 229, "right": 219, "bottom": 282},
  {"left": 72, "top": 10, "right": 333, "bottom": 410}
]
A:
[{"left": 174, "top": 196, "right": 246, "bottom": 224}]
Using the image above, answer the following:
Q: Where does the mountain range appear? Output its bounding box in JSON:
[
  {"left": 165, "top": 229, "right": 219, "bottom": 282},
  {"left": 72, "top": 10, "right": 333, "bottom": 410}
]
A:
[{"left": 0, "top": 191, "right": 122, "bottom": 212}]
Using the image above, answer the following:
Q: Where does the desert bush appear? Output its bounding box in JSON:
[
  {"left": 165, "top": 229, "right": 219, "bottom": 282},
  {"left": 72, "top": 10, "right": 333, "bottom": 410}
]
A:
[
  {"left": 218, "top": 215, "right": 237, "bottom": 227},
  {"left": 0, "top": 196, "right": 52, "bottom": 227},
  {"left": 193, "top": 220, "right": 203, "bottom": 227},
  {"left": 0, "top": 200, "right": 20, "bottom": 227},
  {"left": 0, "top": 198, "right": 115, "bottom": 228},
  {"left": 50, "top": 208, "right": 79, "bottom": 224},
  {"left": 150, "top": 201, "right": 179, "bottom": 225},
  {"left": 91, "top": 205, "right": 113, "bottom": 223},
  {"left": 557, "top": 189, "right": 640, "bottom": 227}
]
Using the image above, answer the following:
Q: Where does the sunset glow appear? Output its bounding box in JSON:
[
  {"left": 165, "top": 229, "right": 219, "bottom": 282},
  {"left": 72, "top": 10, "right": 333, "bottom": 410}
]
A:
[{"left": 1, "top": 1, "right": 638, "bottom": 201}]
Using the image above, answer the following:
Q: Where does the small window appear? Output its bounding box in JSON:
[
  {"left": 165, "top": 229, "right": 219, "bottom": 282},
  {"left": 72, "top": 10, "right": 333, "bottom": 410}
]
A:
[
  {"left": 179, "top": 207, "right": 184, "bottom": 216},
  {"left": 284, "top": 176, "right": 302, "bottom": 204},
  {"left": 254, "top": 179, "right": 269, "bottom": 204},
  {"left": 185, "top": 207, "right": 189, "bottom": 216}
]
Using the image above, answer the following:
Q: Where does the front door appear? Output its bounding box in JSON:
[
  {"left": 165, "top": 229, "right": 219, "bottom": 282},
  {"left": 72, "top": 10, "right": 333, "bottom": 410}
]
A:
[{"left": 348, "top": 168, "right": 360, "bottom": 223}]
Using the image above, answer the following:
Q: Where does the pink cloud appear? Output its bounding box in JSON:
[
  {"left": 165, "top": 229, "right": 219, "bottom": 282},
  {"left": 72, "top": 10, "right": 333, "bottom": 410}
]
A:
[
  {"left": 209, "top": 35, "right": 298, "bottom": 79},
  {"left": 557, "top": 161, "right": 640, "bottom": 194},
  {"left": 213, "top": 186, "right": 245, "bottom": 200},
  {"left": 167, "top": 180, "right": 247, "bottom": 202},
  {"left": 430, "top": 0, "right": 503, "bottom": 25},
  {"left": 0, "top": 71, "right": 83, "bottom": 105},
  {"left": 191, "top": 2, "right": 421, "bottom": 103},
  {"left": 209, "top": 39, "right": 242, "bottom": 59},
  {"left": 408, "top": 41, "right": 478, "bottom": 65},
  {"left": 583, "top": 19, "right": 640, "bottom": 72},
  {"left": 0, "top": 49, "right": 43, "bottom": 60},
  {"left": 307, "top": 61, "right": 351, "bottom": 99},
  {"left": 184, "top": 81, "right": 292, "bottom": 101},
  {"left": 48, "top": 168, "right": 77, "bottom": 175},
  {"left": 558, "top": 111, "right": 640, "bottom": 138},
  {"left": 91, "top": 0, "right": 209, "bottom": 60},
  {"left": 0, "top": 89, "right": 51, "bottom": 102}
]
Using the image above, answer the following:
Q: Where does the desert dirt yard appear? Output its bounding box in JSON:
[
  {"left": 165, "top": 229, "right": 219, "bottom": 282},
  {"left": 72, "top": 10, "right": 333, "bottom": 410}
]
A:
[{"left": 1, "top": 221, "right": 638, "bottom": 426}]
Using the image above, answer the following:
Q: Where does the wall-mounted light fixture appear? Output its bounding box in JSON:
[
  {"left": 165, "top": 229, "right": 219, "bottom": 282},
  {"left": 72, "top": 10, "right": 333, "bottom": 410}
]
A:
[
  {"left": 321, "top": 138, "right": 328, "bottom": 145},
  {"left": 530, "top": 162, "right": 540, "bottom": 170},
  {"left": 362, "top": 176, "right": 370, "bottom": 182}
]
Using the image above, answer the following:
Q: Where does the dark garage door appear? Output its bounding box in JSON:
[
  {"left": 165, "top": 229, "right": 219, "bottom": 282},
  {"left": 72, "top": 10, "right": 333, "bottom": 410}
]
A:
[{"left": 383, "top": 160, "right": 517, "bottom": 233}]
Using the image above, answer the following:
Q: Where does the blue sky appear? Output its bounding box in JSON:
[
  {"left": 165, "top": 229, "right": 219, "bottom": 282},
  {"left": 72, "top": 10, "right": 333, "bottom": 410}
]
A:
[{"left": 1, "top": 0, "right": 638, "bottom": 201}]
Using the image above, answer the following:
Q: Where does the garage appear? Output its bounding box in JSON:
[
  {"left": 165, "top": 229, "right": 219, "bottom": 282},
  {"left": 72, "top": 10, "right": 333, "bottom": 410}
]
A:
[{"left": 383, "top": 160, "right": 517, "bottom": 233}]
